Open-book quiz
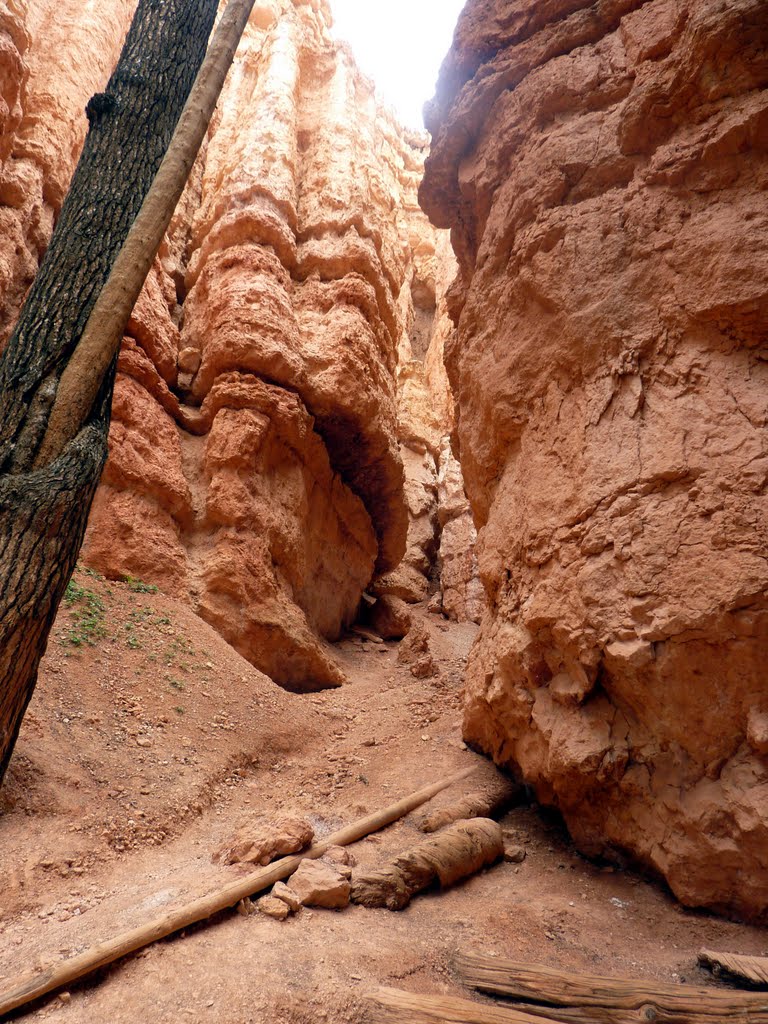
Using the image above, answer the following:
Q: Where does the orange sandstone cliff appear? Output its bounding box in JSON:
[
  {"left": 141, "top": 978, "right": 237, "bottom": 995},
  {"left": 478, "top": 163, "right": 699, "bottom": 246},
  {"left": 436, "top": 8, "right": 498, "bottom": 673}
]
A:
[
  {"left": 82, "top": 0, "right": 414, "bottom": 691},
  {"left": 0, "top": 0, "right": 473, "bottom": 691},
  {"left": 421, "top": 0, "right": 768, "bottom": 920}
]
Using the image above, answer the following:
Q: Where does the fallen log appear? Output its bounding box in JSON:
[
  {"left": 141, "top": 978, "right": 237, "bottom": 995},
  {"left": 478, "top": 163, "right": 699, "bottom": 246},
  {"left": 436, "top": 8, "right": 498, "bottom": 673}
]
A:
[
  {"left": 365, "top": 986, "right": 560, "bottom": 1024},
  {"left": 0, "top": 767, "right": 475, "bottom": 1017},
  {"left": 457, "top": 951, "right": 768, "bottom": 1022},
  {"left": 699, "top": 950, "right": 768, "bottom": 988},
  {"left": 417, "top": 772, "right": 521, "bottom": 833},
  {"left": 445, "top": 1000, "right": 768, "bottom": 1024},
  {"left": 351, "top": 818, "right": 503, "bottom": 910}
]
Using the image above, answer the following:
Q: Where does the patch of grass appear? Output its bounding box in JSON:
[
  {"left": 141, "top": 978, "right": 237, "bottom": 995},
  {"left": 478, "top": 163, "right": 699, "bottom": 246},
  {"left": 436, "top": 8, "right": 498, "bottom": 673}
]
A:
[
  {"left": 168, "top": 677, "right": 185, "bottom": 691},
  {"left": 163, "top": 635, "right": 195, "bottom": 667},
  {"left": 122, "top": 574, "right": 158, "bottom": 594},
  {"left": 80, "top": 565, "right": 105, "bottom": 581},
  {"left": 61, "top": 579, "right": 107, "bottom": 648},
  {"left": 128, "top": 606, "right": 155, "bottom": 624},
  {"left": 173, "top": 705, "right": 185, "bottom": 715}
]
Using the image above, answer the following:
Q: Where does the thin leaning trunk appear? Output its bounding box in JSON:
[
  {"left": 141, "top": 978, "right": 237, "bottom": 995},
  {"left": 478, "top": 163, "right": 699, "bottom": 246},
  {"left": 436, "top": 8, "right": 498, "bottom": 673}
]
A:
[{"left": 0, "top": 0, "right": 255, "bottom": 787}]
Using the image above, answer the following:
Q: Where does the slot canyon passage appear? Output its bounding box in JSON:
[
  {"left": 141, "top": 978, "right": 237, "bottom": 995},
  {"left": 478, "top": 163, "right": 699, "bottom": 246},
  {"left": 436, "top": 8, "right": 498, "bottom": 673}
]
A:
[{"left": 0, "top": 0, "right": 766, "bottom": 1019}]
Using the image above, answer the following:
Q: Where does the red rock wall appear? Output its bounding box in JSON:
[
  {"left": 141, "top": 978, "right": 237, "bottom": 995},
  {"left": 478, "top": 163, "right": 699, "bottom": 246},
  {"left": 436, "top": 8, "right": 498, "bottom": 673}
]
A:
[
  {"left": 380, "top": 191, "right": 483, "bottom": 623},
  {"left": 0, "top": 0, "right": 137, "bottom": 345},
  {"left": 78, "top": 0, "right": 426, "bottom": 690},
  {"left": 39, "top": 0, "right": 474, "bottom": 691},
  {"left": 0, "top": 0, "right": 475, "bottom": 688},
  {"left": 421, "top": 0, "right": 768, "bottom": 920}
]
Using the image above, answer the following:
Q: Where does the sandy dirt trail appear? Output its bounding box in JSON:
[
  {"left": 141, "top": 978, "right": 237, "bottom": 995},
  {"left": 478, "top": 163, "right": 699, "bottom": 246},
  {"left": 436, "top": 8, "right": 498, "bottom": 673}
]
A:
[{"left": 0, "top": 573, "right": 764, "bottom": 1022}]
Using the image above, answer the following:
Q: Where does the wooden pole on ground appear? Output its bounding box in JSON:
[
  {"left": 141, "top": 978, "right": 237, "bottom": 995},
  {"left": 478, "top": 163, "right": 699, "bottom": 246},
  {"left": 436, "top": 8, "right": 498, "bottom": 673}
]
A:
[
  {"left": 0, "top": 768, "right": 475, "bottom": 1017},
  {"left": 366, "top": 986, "right": 563, "bottom": 1024},
  {"left": 457, "top": 951, "right": 768, "bottom": 1022}
]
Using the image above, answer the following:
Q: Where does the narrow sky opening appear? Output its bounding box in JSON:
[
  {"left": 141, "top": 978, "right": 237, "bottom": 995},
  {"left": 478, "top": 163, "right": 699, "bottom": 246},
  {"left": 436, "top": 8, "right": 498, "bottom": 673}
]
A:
[{"left": 329, "top": 1, "right": 467, "bottom": 130}]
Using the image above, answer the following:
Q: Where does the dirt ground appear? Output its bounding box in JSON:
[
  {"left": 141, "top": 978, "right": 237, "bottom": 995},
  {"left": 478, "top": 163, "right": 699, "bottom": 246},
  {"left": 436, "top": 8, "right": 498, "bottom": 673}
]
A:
[{"left": 1, "top": 568, "right": 766, "bottom": 1022}]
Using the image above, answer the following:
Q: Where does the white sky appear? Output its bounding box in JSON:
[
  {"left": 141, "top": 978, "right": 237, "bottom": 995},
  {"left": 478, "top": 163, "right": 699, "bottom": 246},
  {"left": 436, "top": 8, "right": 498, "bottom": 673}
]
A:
[{"left": 328, "top": 0, "right": 467, "bottom": 130}]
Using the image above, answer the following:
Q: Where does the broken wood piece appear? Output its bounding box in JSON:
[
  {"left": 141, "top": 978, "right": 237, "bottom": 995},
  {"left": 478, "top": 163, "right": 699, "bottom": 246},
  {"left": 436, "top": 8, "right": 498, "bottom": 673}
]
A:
[
  {"left": 699, "top": 949, "right": 768, "bottom": 988},
  {"left": 457, "top": 951, "right": 768, "bottom": 1020},
  {"left": 351, "top": 818, "right": 503, "bottom": 910},
  {"left": 366, "top": 986, "right": 563, "bottom": 1024},
  {"left": 0, "top": 767, "right": 476, "bottom": 1017},
  {"left": 417, "top": 772, "right": 521, "bottom": 833}
]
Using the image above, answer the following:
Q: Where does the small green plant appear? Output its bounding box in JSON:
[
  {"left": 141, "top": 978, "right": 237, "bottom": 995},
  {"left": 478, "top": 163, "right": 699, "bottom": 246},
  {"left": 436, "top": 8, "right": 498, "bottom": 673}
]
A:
[
  {"left": 122, "top": 574, "right": 158, "bottom": 594},
  {"left": 168, "top": 677, "right": 185, "bottom": 691},
  {"left": 80, "top": 565, "right": 105, "bottom": 581},
  {"left": 126, "top": 635, "right": 142, "bottom": 650},
  {"left": 61, "top": 579, "right": 107, "bottom": 648},
  {"left": 128, "top": 606, "right": 155, "bottom": 623},
  {"left": 163, "top": 635, "right": 195, "bottom": 667},
  {"left": 173, "top": 705, "right": 185, "bottom": 715}
]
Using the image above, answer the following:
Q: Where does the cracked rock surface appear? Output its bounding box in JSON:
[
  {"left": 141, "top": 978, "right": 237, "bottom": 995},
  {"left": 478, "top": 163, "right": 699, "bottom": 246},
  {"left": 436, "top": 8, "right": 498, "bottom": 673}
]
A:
[{"left": 421, "top": 0, "right": 768, "bottom": 920}]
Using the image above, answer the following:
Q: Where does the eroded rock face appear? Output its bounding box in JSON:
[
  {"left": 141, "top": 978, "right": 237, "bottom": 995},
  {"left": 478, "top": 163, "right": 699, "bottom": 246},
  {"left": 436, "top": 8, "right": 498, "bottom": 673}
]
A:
[
  {"left": 381, "top": 210, "right": 483, "bottom": 621},
  {"left": 77, "top": 0, "right": 438, "bottom": 688},
  {"left": 437, "top": 439, "right": 483, "bottom": 624},
  {"left": 0, "top": 0, "right": 473, "bottom": 689},
  {"left": 421, "top": 0, "right": 768, "bottom": 920},
  {"left": 0, "top": 0, "right": 137, "bottom": 346}
]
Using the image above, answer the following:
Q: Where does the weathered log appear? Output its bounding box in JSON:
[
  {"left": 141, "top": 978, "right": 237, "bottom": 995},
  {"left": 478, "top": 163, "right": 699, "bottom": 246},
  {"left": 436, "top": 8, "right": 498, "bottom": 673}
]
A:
[
  {"left": 351, "top": 818, "right": 503, "bottom": 910},
  {"left": 417, "top": 772, "right": 521, "bottom": 833},
  {"left": 699, "top": 950, "right": 768, "bottom": 988},
  {"left": 454, "top": 1001, "right": 768, "bottom": 1024},
  {"left": 457, "top": 952, "right": 768, "bottom": 1022},
  {"left": 365, "top": 986, "right": 557, "bottom": 1024},
  {"left": 0, "top": 768, "right": 475, "bottom": 1016}
]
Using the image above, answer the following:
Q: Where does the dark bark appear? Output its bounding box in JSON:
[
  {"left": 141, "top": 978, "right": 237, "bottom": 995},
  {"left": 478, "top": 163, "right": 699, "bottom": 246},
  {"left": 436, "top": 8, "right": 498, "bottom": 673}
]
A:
[{"left": 0, "top": 0, "right": 219, "bottom": 786}]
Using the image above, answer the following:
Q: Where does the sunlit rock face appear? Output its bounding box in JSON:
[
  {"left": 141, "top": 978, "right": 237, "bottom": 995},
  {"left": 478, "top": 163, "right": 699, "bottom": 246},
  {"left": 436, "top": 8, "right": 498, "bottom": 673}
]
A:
[
  {"left": 78, "top": 0, "right": 433, "bottom": 690},
  {"left": 421, "top": 0, "right": 768, "bottom": 919}
]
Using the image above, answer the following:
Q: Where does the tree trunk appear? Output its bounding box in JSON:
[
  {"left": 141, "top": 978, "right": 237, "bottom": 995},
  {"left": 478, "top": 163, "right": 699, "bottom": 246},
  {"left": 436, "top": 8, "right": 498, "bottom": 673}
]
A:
[{"left": 0, "top": 0, "right": 220, "bottom": 787}]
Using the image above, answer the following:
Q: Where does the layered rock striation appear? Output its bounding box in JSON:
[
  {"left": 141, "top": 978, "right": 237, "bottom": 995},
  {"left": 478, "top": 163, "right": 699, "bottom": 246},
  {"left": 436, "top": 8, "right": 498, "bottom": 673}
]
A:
[
  {"left": 421, "top": 0, "right": 768, "bottom": 919},
  {"left": 379, "top": 204, "right": 483, "bottom": 623},
  {"left": 80, "top": 0, "right": 425, "bottom": 689},
  {"left": 0, "top": 0, "right": 478, "bottom": 688}
]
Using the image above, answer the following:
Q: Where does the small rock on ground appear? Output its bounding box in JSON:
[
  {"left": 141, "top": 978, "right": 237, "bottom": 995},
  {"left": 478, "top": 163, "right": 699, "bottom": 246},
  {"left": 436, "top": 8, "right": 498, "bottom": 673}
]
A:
[
  {"left": 214, "top": 815, "right": 314, "bottom": 866},
  {"left": 271, "top": 881, "right": 301, "bottom": 912},
  {"left": 287, "top": 859, "right": 351, "bottom": 909},
  {"left": 257, "top": 895, "right": 290, "bottom": 920},
  {"left": 323, "top": 845, "right": 357, "bottom": 868}
]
